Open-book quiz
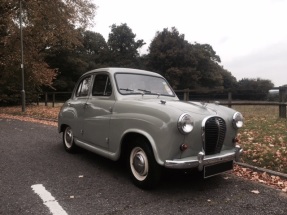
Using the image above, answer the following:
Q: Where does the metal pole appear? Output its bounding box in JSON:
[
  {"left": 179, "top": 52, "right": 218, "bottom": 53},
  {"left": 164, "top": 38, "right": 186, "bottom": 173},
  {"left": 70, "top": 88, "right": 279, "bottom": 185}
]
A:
[{"left": 20, "top": 0, "right": 26, "bottom": 112}]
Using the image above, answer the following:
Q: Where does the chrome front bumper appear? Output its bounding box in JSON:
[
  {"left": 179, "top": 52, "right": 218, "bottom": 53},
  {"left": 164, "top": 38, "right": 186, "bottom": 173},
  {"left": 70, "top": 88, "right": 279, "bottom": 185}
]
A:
[{"left": 164, "top": 145, "right": 243, "bottom": 171}]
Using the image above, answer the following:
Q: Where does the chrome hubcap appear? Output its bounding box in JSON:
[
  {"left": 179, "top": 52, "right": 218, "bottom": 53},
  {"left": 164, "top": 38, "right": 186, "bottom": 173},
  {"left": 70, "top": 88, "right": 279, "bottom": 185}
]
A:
[
  {"left": 133, "top": 153, "right": 145, "bottom": 175},
  {"left": 130, "top": 147, "right": 148, "bottom": 181},
  {"left": 65, "top": 128, "right": 73, "bottom": 148}
]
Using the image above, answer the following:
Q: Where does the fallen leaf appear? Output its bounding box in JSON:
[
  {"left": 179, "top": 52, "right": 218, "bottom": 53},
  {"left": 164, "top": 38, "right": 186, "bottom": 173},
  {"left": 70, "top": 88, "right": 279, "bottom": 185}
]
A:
[{"left": 251, "top": 190, "right": 260, "bottom": 194}]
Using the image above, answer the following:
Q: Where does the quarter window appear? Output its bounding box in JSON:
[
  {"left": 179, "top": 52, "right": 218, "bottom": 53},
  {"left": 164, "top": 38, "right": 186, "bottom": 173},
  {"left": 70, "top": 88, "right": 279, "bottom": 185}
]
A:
[{"left": 76, "top": 76, "right": 91, "bottom": 97}]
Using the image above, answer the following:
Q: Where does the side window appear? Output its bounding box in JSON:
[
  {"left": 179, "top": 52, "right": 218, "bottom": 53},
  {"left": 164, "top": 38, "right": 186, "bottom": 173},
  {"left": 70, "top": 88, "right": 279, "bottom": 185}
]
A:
[
  {"left": 76, "top": 76, "right": 91, "bottom": 97},
  {"left": 92, "top": 74, "right": 112, "bottom": 96}
]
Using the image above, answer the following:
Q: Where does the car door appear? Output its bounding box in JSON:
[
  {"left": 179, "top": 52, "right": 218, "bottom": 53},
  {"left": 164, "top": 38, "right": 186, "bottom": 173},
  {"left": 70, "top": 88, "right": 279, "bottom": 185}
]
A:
[
  {"left": 83, "top": 73, "right": 115, "bottom": 149},
  {"left": 68, "top": 75, "right": 92, "bottom": 139}
]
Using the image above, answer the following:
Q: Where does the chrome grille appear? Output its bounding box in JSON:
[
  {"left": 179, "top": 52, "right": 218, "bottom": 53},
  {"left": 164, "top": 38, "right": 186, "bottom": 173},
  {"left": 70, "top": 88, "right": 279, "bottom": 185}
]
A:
[{"left": 203, "top": 116, "right": 226, "bottom": 155}]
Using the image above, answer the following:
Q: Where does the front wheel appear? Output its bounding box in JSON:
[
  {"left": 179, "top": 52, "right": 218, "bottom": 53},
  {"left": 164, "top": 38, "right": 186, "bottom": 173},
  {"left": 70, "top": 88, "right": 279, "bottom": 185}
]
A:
[
  {"left": 128, "top": 139, "right": 162, "bottom": 189},
  {"left": 63, "top": 126, "right": 78, "bottom": 153}
]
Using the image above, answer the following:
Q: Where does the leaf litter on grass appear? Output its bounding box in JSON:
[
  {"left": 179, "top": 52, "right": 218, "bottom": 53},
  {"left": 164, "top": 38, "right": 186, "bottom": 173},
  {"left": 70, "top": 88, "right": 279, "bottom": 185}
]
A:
[{"left": 234, "top": 105, "right": 287, "bottom": 174}]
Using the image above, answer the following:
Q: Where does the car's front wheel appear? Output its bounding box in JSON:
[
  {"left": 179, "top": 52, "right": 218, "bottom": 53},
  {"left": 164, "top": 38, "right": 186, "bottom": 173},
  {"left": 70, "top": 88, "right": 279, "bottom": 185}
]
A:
[
  {"left": 63, "top": 126, "right": 78, "bottom": 153},
  {"left": 128, "top": 139, "right": 162, "bottom": 189}
]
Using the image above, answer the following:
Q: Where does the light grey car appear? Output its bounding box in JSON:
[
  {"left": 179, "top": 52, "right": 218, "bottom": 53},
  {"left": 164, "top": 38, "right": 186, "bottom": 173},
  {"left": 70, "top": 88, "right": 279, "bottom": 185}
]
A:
[{"left": 58, "top": 68, "right": 243, "bottom": 189}]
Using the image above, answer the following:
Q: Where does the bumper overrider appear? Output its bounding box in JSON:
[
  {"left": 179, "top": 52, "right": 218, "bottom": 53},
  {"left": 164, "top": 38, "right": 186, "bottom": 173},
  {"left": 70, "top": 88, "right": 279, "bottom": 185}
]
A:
[{"left": 164, "top": 145, "right": 243, "bottom": 171}]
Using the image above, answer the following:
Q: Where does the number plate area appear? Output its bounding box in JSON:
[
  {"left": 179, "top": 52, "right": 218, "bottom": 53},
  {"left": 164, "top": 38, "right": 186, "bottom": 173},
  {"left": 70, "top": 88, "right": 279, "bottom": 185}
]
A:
[{"left": 204, "top": 161, "right": 233, "bottom": 178}]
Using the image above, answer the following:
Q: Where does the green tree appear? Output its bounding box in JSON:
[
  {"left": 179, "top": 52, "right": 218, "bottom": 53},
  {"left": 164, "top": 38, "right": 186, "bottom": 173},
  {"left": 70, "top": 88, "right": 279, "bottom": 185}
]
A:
[
  {"left": 190, "top": 43, "right": 223, "bottom": 89},
  {"left": 81, "top": 31, "right": 110, "bottom": 69},
  {"left": 220, "top": 69, "right": 238, "bottom": 89},
  {"left": 237, "top": 78, "right": 274, "bottom": 100},
  {"left": 238, "top": 78, "right": 274, "bottom": 91},
  {"left": 45, "top": 48, "right": 89, "bottom": 92},
  {"left": 147, "top": 27, "right": 236, "bottom": 90},
  {"left": 0, "top": 0, "right": 96, "bottom": 104},
  {"left": 45, "top": 30, "right": 109, "bottom": 91},
  {"left": 147, "top": 27, "right": 200, "bottom": 89},
  {"left": 107, "top": 23, "right": 145, "bottom": 67}
]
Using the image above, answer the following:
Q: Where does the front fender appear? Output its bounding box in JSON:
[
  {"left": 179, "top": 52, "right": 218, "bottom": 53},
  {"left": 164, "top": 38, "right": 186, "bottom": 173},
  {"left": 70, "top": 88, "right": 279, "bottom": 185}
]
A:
[
  {"left": 121, "top": 128, "right": 163, "bottom": 165},
  {"left": 108, "top": 112, "right": 184, "bottom": 165}
]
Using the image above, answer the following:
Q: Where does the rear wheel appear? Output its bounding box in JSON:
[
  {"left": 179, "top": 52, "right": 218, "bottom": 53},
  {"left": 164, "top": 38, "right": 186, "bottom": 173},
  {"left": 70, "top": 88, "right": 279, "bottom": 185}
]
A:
[
  {"left": 128, "top": 138, "right": 162, "bottom": 189},
  {"left": 63, "top": 126, "right": 78, "bottom": 153}
]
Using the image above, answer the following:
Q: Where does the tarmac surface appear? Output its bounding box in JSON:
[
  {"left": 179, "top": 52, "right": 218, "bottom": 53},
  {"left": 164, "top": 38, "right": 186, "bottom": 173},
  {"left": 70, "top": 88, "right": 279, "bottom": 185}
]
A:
[{"left": 1, "top": 118, "right": 287, "bottom": 215}]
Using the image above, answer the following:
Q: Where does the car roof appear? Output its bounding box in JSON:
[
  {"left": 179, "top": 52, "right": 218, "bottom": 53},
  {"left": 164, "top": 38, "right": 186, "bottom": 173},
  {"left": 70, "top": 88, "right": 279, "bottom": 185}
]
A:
[{"left": 82, "top": 67, "right": 163, "bottom": 78}]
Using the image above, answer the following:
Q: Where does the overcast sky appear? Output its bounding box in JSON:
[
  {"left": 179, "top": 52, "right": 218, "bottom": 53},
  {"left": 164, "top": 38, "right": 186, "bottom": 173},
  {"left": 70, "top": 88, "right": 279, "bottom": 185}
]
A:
[{"left": 91, "top": 0, "right": 287, "bottom": 87}]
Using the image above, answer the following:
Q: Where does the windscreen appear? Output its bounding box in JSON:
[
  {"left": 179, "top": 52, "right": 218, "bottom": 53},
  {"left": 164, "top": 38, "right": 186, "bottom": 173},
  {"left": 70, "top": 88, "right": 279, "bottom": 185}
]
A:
[{"left": 115, "top": 73, "right": 175, "bottom": 96}]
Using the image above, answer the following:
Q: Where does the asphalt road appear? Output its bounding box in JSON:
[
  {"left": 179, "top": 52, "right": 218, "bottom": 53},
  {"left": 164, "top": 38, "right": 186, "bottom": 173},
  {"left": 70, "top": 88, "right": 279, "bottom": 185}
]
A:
[{"left": 0, "top": 118, "right": 287, "bottom": 215}]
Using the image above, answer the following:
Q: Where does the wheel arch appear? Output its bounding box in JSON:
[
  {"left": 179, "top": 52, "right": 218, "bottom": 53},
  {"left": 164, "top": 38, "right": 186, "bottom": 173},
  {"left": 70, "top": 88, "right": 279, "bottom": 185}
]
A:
[
  {"left": 120, "top": 130, "right": 164, "bottom": 166},
  {"left": 59, "top": 123, "right": 69, "bottom": 133}
]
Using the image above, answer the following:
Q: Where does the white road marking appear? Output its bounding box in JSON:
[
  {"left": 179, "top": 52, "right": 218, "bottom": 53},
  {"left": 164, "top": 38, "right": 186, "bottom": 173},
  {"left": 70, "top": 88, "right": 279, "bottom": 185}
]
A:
[{"left": 31, "top": 184, "right": 68, "bottom": 215}]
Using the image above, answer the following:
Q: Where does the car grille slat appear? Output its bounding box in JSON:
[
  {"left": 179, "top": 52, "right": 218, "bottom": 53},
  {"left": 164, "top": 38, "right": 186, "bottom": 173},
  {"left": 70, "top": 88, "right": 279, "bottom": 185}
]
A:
[{"left": 203, "top": 117, "right": 226, "bottom": 155}]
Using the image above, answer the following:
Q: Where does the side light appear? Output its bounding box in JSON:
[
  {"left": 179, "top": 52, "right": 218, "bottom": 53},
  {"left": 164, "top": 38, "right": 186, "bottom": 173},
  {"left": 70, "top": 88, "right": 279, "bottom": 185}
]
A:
[
  {"left": 180, "top": 144, "right": 188, "bottom": 151},
  {"left": 233, "top": 112, "right": 244, "bottom": 129},
  {"left": 178, "top": 113, "right": 194, "bottom": 134}
]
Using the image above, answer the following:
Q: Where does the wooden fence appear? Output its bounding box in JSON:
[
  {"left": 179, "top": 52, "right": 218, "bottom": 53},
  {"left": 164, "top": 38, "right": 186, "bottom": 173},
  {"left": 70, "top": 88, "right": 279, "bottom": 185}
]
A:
[
  {"left": 41, "top": 87, "right": 287, "bottom": 118},
  {"left": 174, "top": 86, "right": 287, "bottom": 118},
  {"left": 38, "top": 92, "right": 71, "bottom": 107}
]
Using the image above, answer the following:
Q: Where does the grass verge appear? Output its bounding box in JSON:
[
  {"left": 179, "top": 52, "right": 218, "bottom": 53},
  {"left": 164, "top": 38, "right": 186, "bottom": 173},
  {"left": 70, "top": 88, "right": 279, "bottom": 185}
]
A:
[{"left": 233, "top": 105, "right": 287, "bottom": 174}]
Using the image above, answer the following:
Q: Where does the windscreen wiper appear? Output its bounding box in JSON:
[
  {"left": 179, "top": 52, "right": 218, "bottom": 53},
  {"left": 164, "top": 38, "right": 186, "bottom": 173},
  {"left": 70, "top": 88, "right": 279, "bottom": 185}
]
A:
[
  {"left": 138, "top": 89, "right": 152, "bottom": 94},
  {"left": 120, "top": 88, "right": 134, "bottom": 92}
]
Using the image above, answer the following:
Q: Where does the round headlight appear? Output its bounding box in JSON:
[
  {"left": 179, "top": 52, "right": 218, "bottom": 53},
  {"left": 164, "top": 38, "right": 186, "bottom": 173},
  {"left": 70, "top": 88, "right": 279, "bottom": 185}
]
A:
[
  {"left": 178, "top": 114, "right": 194, "bottom": 134},
  {"left": 233, "top": 112, "right": 244, "bottom": 129}
]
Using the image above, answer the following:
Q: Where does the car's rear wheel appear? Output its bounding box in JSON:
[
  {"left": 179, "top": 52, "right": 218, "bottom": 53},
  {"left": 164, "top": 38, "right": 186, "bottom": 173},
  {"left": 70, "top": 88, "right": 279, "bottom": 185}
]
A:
[
  {"left": 128, "top": 138, "right": 162, "bottom": 189},
  {"left": 63, "top": 126, "right": 78, "bottom": 153}
]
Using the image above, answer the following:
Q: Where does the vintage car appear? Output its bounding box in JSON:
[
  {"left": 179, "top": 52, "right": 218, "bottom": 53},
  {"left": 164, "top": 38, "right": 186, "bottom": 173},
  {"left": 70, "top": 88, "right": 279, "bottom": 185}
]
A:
[{"left": 58, "top": 68, "right": 243, "bottom": 189}]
